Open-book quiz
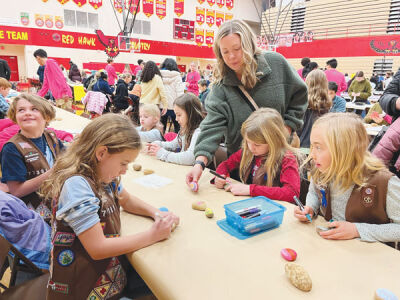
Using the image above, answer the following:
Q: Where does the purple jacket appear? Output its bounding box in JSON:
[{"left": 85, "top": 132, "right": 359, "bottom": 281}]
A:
[{"left": 373, "top": 117, "right": 400, "bottom": 171}]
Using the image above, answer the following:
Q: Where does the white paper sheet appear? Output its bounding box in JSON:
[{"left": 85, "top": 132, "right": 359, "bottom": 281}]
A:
[{"left": 133, "top": 174, "right": 173, "bottom": 188}]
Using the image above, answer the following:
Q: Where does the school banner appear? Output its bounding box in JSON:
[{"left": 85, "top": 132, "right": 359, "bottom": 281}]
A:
[
  {"left": 225, "top": 12, "right": 233, "bottom": 21},
  {"left": 205, "top": 30, "right": 214, "bottom": 47},
  {"left": 195, "top": 28, "right": 204, "bottom": 46},
  {"left": 206, "top": 9, "right": 215, "bottom": 27},
  {"left": 20, "top": 13, "right": 29, "bottom": 26},
  {"left": 45, "top": 15, "right": 53, "bottom": 28},
  {"left": 73, "top": 0, "right": 87, "bottom": 7},
  {"left": 35, "top": 14, "right": 44, "bottom": 27},
  {"left": 174, "top": 0, "right": 184, "bottom": 17},
  {"left": 89, "top": 0, "right": 103, "bottom": 9},
  {"left": 128, "top": 0, "right": 140, "bottom": 14},
  {"left": 197, "top": 0, "right": 205, "bottom": 3},
  {"left": 114, "top": 0, "right": 123, "bottom": 13},
  {"left": 207, "top": 0, "right": 215, "bottom": 7},
  {"left": 156, "top": 0, "right": 166, "bottom": 19},
  {"left": 196, "top": 7, "right": 205, "bottom": 26},
  {"left": 143, "top": 0, "right": 154, "bottom": 17},
  {"left": 216, "top": 0, "right": 224, "bottom": 8},
  {"left": 216, "top": 11, "right": 224, "bottom": 27},
  {"left": 58, "top": 0, "right": 69, "bottom": 4},
  {"left": 55, "top": 16, "right": 64, "bottom": 29},
  {"left": 225, "top": 0, "right": 233, "bottom": 10}
]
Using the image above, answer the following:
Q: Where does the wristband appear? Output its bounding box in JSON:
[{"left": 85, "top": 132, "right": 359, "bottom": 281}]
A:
[{"left": 194, "top": 160, "right": 205, "bottom": 170}]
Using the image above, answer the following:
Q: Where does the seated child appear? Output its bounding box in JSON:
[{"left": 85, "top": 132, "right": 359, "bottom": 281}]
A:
[
  {"left": 40, "top": 114, "right": 179, "bottom": 299},
  {"left": 137, "top": 104, "right": 164, "bottom": 143},
  {"left": 0, "top": 78, "right": 11, "bottom": 119},
  {"left": 294, "top": 113, "right": 400, "bottom": 244},
  {"left": 328, "top": 81, "right": 346, "bottom": 113},
  {"left": 147, "top": 93, "right": 204, "bottom": 165},
  {"left": 213, "top": 108, "right": 300, "bottom": 203},
  {"left": 1, "top": 93, "right": 64, "bottom": 221}
]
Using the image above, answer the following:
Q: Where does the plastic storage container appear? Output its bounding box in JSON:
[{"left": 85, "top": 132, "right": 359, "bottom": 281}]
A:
[{"left": 224, "top": 196, "right": 286, "bottom": 235}]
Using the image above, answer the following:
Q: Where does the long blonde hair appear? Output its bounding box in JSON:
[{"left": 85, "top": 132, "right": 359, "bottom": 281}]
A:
[
  {"left": 310, "top": 113, "right": 385, "bottom": 190},
  {"left": 305, "top": 69, "right": 331, "bottom": 114},
  {"left": 239, "top": 108, "right": 299, "bottom": 186},
  {"left": 213, "top": 20, "right": 261, "bottom": 89},
  {"left": 41, "top": 114, "right": 141, "bottom": 200}
]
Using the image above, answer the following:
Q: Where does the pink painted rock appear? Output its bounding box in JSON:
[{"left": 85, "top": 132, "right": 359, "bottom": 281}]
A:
[
  {"left": 281, "top": 248, "right": 297, "bottom": 262},
  {"left": 189, "top": 181, "right": 199, "bottom": 192}
]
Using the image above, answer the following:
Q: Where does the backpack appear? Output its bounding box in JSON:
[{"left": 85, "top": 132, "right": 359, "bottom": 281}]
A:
[{"left": 368, "top": 125, "right": 389, "bottom": 152}]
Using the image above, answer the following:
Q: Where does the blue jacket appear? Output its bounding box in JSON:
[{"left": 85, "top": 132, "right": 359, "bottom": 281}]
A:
[
  {"left": 93, "top": 78, "right": 114, "bottom": 95},
  {"left": 330, "top": 95, "right": 347, "bottom": 113}
]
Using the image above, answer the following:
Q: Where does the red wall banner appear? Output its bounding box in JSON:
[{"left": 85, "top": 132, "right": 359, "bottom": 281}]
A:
[
  {"left": 207, "top": 0, "right": 215, "bottom": 7},
  {"left": 73, "top": 0, "right": 87, "bottom": 6},
  {"left": 114, "top": 0, "right": 123, "bottom": 13},
  {"left": 216, "top": 11, "right": 224, "bottom": 27},
  {"left": 198, "top": 0, "right": 205, "bottom": 3},
  {"left": 206, "top": 9, "right": 215, "bottom": 27},
  {"left": 127, "top": 0, "right": 140, "bottom": 14},
  {"left": 216, "top": 0, "right": 224, "bottom": 8},
  {"left": 142, "top": 0, "right": 154, "bottom": 17},
  {"left": 89, "top": 0, "right": 102, "bottom": 9},
  {"left": 156, "top": 0, "right": 166, "bottom": 19},
  {"left": 206, "top": 30, "right": 214, "bottom": 47},
  {"left": 225, "top": 0, "right": 233, "bottom": 10},
  {"left": 195, "top": 28, "right": 204, "bottom": 46},
  {"left": 225, "top": 12, "right": 233, "bottom": 21},
  {"left": 196, "top": 7, "right": 205, "bottom": 26},
  {"left": 174, "top": 0, "right": 184, "bottom": 17}
]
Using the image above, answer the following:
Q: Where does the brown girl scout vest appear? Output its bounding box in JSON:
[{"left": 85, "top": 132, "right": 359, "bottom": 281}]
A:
[
  {"left": 316, "top": 169, "right": 393, "bottom": 224},
  {"left": 242, "top": 156, "right": 282, "bottom": 187},
  {"left": 7, "top": 130, "right": 60, "bottom": 221},
  {"left": 47, "top": 177, "right": 127, "bottom": 300}
]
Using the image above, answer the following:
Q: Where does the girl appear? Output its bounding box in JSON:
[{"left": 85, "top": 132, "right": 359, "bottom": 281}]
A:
[
  {"left": 297, "top": 69, "right": 332, "bottom": 148},
  {"left": 1, "top": 93, "right": 64, "bottom": 220},
  {"left": 294, "top": 113, "right": 400, "bottom": 244},
  {"left": 147, "top": 93, "right": 204, "bottom": 165},
  {"left": 214, "top": 108, "right": 300, "bottom": 203},
  {"left": 137, "top": 104, "right": 164, "bottom": 143},
  {"left": 185, "top": 62, "right": 201, "bottom": 96},
  {"left": 41, "top": 114, "right": 179, "bottom": 299}
]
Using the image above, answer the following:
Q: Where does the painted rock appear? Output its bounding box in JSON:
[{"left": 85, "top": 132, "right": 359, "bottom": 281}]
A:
[
  {"left": 285, "top": 263, "right": 312, "bottom": 292},
  {"left": 159, "top": 207, "right": 169, "bottom": 212},
  {"left": 205, "top": 208, "right": 214, "bottom": 218},
  {"left": 192, "top": 201, "right": 207, "bottom": 211},
  {"left": 375, "top": 288, "right": 398, "bottom": 300},
  {"left": 143, "top": 169, "right": 154, "bottom": 175},
  {"left": 133, "top": 164, "right": 142, "bottom": 171},
  {"left": 280, "top": 248, "right": 297, "bottom": 262},
  {"left": 189, "top": 181, "right": 199, "bottom": 192}
]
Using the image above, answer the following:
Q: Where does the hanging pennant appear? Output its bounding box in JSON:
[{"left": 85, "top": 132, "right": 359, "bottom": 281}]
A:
[
  {"left": 73, "top": 0, "right": 87, "bottom": 6},
  {"left": 114, "top": 0, "right": 123, "bottom": 13},
  {"left": 207, "top": 0, "right": 215, "bottom": 6},
  {"left": 20, "top": 13, "right": 29, "bottom": 26},
  {"left": 35, "top": 14, "right": 44, "bottom": 27},
  {"left": 55, "top": 16, "right": 64, "bottom": 29},
  {"left": 206, "top": 9, "right": 215, "bottom": 27},
  {"left": 197, "top": 0, "right": 205, "bottom": 3},
  {"left": 142, "top": 0, "right": 154, "bottom": 18},
  {"left": 45, "top": 15, "right": 54, "bottom": 28},
  {"left": 216, "top": 11, "right": 224, "bottom": 27},
  {"left": 156, "top": 0, "right": 166, "bottom": 19},
  {"left": 216, "top": 0, "right": 224, "bottom": 8},
  {"left": 195, "top": 28, "right": 204, "bottom": 46},
  {"left": 205, "top": 30, "right": 214, "bottom": 47},
  {"left": 225, "top": 0, "right": 233, "bottom": 10},
  {"left": 89, "top": 0, "right": 103, "bottom": 9},
  {"left": 196, "top": 7, "right": 205, "bottom": 26},
  {"left": 225, "top": 12, "right": 233, "bottom": 21},
  {"left": 42, "top": 0, "right": 49, "bottom": 2},
  {"left": 174, "top": 0, "right": 184, "bottom": 17},
  {"left": 58, "top": 0, "right": 70, "bottom": 4},
  {"left": 127, "top": 0, "right": 140, "bottom": 14}
]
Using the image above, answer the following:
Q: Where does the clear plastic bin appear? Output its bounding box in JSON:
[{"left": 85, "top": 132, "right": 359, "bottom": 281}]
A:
[{"left": 224, "top": 196, "right": 286, "bottom": 235}]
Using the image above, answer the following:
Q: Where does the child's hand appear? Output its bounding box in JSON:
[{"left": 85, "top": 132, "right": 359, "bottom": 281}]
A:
[
  {"left": 157, "top": 211, "right": 180, "bottom": 227},
  {"left": 225, "top": 183, "right": 250, "bottom": 196},
  {"left": 214, "top": 176, "right": 227, "bottom": 189},
  {"left": 150, "top": 214, "right": 175, "bottom": 242},
  {"left": 318, "top": 221, "right": 360, "bottom": 240},
  {"left": 294, "top": 205, "right": 314, "bottom": 222},
  {"left": 147, "top": 143, "right": 161, "bottom": 156},
  {"left": 161, "top": 108, "right": 167, "bottom": 116}
]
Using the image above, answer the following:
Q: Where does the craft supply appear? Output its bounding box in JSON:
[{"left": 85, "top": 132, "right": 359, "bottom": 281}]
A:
[
  {"left": 189, "top": 181, "right": 199, "bottom": 192},
  {"left": 192, "top": 201, "right": 207, "bottom": 211},
  {"left": 242, "top": 212, "right": 260, "bottom": 219},
  {"left": 280, "top": 248, "right": 297, "bottom": 262},
  {"left": 209, "top": 169, "right": 227, "bottom": 180},
  {"left": 159, "top": 207, "right": 169, "bottom": 212},
  {"left": 205, "top": 208, "right": 214, "bottom": 218},
  {"left": 143, "top": 169, "right": 154, "bottom": 175},
  {"left": 133, "top": 164, "right": 142, "bottom": 171},
  {"left": 293, "top": 196, "right": 312, "bottom": 222},
  {"left": 374, "top": 288, "right": 398, "bottom": 300},
  {"left": 285, "top": 263, "right": 312, "bottom": 292}
]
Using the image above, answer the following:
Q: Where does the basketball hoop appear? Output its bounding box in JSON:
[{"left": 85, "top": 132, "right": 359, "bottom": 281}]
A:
[{"left": 118, "top": 35, "right": 141, "bottom": 53}]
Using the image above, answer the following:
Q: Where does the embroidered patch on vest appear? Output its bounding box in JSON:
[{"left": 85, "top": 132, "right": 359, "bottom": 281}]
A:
[
  {"left": 362, "top": 187, "right": 375, "bottom": 207},
  {"left": 88, "top": 291, "right": 102, "bottom": 300},
  {"left": 94, "top": 283, "right": 112, "bottom": 299},
  {"left": 18, "top": 142, "right": 32, "bottom": 149},
  {"left": 48, "top": 280, "right": 69, "bottom": 294},
  {"left": 53, "top": 232, "right": 76, "bottom": 246},
  {"left": 101, "top": 222, "right": 106, "bottom": 230},
  {"left": 36, "top": 203, "right": 52, "bottom": 219},
  {"left": 105, "top": 234, "right": 120, "bottom": 238},
  {"left": 320, "top": 189, "right": 327, "bottom": 207},
  {"left": 57, "top": 249, "right": 75, "bottom": 267}
]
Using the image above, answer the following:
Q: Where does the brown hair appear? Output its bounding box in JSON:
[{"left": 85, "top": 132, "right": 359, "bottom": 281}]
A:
[
  {"left": 355, "top": 71, "right": 364, "bottom": 78},
  {"left": 0, "top": 78, "right": 12, "bottom": 89},
  {"left": 7, "top": 93, "right": 55, "bottom": 126},
  {"left": 305, "top": 69, "right": 331, "bottom": 114}
]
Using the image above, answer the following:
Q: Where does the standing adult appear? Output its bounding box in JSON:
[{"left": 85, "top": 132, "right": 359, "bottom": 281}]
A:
[
  {"left": 0, "top": 58, "right": 11, "bottom": 80},
  {"left": 113, "top": 73, "right": 132, "bottom": 112},
  {"left": 379, "top": 67, "right": 400, "bottom": 122},
  {"left": 160, "top": 58, "right": 185, "bottom": 133},
  {"left": 34, "top": 49, "right": 72, "bottom": 109},
  {"left": 139, "top": 61, "right": 168, "bottom": 115},
  {"left": 105, "top": 58, "right": 117, "bottom": 86},
  {"left": 135, "top": 59, "right": 145, "bottom": 82},
  {"left": 324, "top": 58, "right": 347, "bottom": 95},
  {"left": 185, "top": 62, "right": 201, "bottom": 96},
  {"left": 185, "top": 20, "right": 308, "bottom": 184},
  {"left": 297, "top": 57, "right": 310, "bottom": 80}
]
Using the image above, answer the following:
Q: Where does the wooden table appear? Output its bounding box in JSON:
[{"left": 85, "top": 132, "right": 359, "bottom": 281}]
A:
[{"left": 346, "top": 102, "right": 373, "bottom": 111}]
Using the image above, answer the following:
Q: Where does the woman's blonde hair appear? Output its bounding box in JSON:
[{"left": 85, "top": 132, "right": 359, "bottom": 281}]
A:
[
  {"left": 139, "top": 104, "right": 161, "bottom": 120},
  {"left": 309, "top": 113, "right": 385, "bottom": 191},
  {"left": 305, "top": 69, "right": 331, "bottom": 114},
  {"left": 41, "top": 114, "right": 141, "bottom": 200},
  {"left": 239, "top": 108, "right": 299, "bottom": 186},
  {"left": 213, "top": 20, "right": 261, "bottom": 89},
  {"left": 8, "top": 93, "right": 55, "bottom": 126}
]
